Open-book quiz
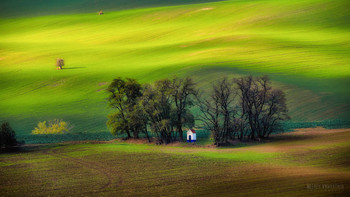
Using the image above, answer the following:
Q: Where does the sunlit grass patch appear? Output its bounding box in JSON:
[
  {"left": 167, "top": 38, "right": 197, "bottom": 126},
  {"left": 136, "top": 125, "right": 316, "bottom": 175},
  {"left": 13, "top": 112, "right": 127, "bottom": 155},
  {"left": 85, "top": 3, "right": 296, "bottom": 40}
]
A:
[
  {"left": 196, "top": 151, "right": 279, "bottom": 162},
  {"left": 310, "top": 141, "right": 350, "bottom": 150},
  {"left": 0, "top": 161, "right": 15, "bottom": 167}
]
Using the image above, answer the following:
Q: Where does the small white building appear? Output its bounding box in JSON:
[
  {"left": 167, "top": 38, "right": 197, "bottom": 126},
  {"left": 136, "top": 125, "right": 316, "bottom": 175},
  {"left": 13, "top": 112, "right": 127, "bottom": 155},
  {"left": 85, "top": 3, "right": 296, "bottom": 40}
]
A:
[{"left": 187, "top": 129, "right": 196, "bottom": 142}]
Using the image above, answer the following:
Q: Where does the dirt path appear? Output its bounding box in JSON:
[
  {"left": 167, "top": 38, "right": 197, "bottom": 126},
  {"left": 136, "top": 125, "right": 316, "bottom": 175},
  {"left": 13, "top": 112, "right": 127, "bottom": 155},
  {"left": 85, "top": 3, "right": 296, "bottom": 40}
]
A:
[{"left": 42, "top": 146, "right": 123, "bottom": 194}]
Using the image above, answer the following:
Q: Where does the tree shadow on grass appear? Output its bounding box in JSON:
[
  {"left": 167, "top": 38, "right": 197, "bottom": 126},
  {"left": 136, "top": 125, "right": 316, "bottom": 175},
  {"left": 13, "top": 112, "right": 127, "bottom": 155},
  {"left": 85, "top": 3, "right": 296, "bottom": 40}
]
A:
[
  {"left": 0, "top": 144, "right": 65, "bottom": 154},
  {"left": 267, "top": 134, "right": 315, "bottom": 143},
  {"left": 214, "top": 134, "right": 316, "bottom": 149},
  {"left": 64, "top": 67, "right": 86, "bottom": 70}
]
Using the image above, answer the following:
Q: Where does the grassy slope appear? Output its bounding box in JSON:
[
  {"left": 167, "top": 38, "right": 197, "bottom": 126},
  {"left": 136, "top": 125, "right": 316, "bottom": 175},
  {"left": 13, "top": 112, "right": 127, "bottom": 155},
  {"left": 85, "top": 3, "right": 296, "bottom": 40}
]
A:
[
  {"left": 0, "top": 0, "right": 224, "bottom": 18},
  {"left": 1, "top": 128, "right": 349, "bottom": 196},
  {"left": 0, "top": 0, "right": 349, "bottom": 134}
]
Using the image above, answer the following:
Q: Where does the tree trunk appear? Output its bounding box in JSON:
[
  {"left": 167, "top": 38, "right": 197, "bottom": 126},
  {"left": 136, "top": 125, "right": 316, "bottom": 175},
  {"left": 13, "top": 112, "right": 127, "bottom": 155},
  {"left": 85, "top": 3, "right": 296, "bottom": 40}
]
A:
[
  {"left": 145, "top": 130, "right": 150, "bottom": 142},
  {"left": 240, "top": 128, "right": 244, "bottom": 141},
  {"left": 178, "top": 129, "right": 183, "bottom": 142},
  {"left": 126, "top": 131, "right": 131, "bottom": 139},
  {"left": 248, "top": 117, "right": 255, "bottom": 140},
  {"left": 133, "top": 130, "right": 139, "bottom": 139},
  {"left": 177, "top": 113, "right": 183, "bottom": 141}
]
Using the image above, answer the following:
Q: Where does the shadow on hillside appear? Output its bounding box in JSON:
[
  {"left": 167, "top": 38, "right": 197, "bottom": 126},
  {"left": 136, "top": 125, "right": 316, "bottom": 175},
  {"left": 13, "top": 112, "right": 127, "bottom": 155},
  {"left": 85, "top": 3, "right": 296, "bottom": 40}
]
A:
[
  {"left": 0, "top": 146, "right": 38, "bottom": 154},
  {"left": 218, "top": 134, "right": 318, "bottom": 148},
  {"left": 267, "top": 134, "right": 315, "bottom": 143},
  {"left": 0, "top": 144, "right": 65, "bottom": 154}
]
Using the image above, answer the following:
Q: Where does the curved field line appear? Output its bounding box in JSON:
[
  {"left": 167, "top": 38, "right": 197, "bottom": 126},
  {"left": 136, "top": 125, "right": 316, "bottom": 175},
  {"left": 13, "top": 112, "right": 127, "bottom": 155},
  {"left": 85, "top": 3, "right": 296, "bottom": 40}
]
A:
[{"left": 42, "top": 147, "right": 123, "bottom": 194}]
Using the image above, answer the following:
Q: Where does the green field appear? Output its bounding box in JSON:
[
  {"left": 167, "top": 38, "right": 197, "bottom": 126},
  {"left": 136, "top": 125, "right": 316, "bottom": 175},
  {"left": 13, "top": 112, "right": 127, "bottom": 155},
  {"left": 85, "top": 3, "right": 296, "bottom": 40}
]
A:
[
  {"left": 1, "top": 128, "right": 349, "bottom": 196},
  {"left": 1, "top": 0, "right": 350, "bottom": 135}
]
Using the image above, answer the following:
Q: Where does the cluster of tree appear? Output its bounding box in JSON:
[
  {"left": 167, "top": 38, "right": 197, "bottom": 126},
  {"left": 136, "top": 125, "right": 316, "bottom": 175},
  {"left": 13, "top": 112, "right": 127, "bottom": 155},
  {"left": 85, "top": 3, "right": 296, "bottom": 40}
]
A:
[
  {"left": 106, "top": 77, "right": 197, "bottom": 144},
  {"left": 198, "top": 76, "right": 289, "bottom": 146},
  {"left": 0, "top": 122, "right": 17, "bottom": 149},
  {"left": 107, "top": 75, "right": 289, "bottom": 145}
]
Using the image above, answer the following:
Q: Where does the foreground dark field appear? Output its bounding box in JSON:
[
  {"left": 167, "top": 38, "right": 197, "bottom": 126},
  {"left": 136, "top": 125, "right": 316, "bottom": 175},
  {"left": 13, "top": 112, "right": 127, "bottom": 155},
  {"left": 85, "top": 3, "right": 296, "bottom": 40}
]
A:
[{"left": 1, "top": 127, "right": 349, "bottom": 196}]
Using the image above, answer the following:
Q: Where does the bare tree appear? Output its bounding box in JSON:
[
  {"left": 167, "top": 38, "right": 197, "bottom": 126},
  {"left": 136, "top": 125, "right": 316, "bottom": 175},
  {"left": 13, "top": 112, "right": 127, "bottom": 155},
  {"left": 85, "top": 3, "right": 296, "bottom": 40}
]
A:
[
  {"left": 232, "top": 117, "right": 248, "bottom": 140},
  {"left": 169, "top": 76, "right": 197, "bottom": 141},
  {"left": 262, "top": 89, "right": 290, "bottom": 137},
  {"left": 236, "top": 75, "right": 289, "bottom": 139},
  {"left": 197, "top": 77, "right": 237, "bottom": 146},
  {"left": 215, "top": 77, "right": 237, "bottom": 142},
  {"left": 197, "top": 91, "right": 221, "bottom": 145}
]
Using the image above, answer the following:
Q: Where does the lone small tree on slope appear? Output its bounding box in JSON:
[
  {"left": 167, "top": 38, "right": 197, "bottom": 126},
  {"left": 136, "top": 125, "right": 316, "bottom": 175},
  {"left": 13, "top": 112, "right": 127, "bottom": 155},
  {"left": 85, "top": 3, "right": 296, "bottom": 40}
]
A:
[{"left": 56, "top": 58, "right": 64, "bottom": 70}]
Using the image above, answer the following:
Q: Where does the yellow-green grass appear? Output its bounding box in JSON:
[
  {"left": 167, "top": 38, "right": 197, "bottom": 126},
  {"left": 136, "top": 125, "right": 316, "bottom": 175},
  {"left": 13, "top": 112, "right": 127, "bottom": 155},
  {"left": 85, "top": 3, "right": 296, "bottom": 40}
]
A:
[
  {"left": 0, "top": 0, "right": 350, "bottom": 134},
  {"left": 0, "top": 0, "right": 226, "bottom": 18},
  {"left": 1, "top": 127, "right": 349, "bottom": 196}
]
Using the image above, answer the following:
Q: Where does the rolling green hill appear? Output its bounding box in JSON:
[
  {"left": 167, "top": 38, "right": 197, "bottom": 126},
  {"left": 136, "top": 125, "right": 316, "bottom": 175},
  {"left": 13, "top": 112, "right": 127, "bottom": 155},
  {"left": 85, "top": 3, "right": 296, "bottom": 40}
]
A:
[
  {"left": 0, "top": 0, "right": 349, "bottom": 135},
  {"left": 0, "top": 0, "right": 224, "bottom": 18}
]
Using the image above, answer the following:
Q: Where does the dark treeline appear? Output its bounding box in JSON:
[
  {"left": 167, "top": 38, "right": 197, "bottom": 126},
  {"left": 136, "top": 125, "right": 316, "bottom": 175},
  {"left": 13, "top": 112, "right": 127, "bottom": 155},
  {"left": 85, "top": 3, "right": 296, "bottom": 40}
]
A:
[
  {"left": 198, "top": 76, "right": 289, "bottom": 146},
  {"left": 107, "top": 75, "right": 289, "bottom": 145}
]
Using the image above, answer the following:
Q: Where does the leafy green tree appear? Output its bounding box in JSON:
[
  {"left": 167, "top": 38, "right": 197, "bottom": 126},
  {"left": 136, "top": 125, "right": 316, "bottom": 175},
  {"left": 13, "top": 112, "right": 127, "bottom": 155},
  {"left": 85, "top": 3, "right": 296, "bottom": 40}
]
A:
[
  {"left": 0, "top": 122, "right": 17, "bottom": 149},
  {"left": 128, "top": 103, "right": 150, "bottom": 141},
  {"left": 140, "top": 80, "right": 175, "bottom": 144},
  {"left": 107, "top": 77, "right": 144, "bottom": 139}
]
